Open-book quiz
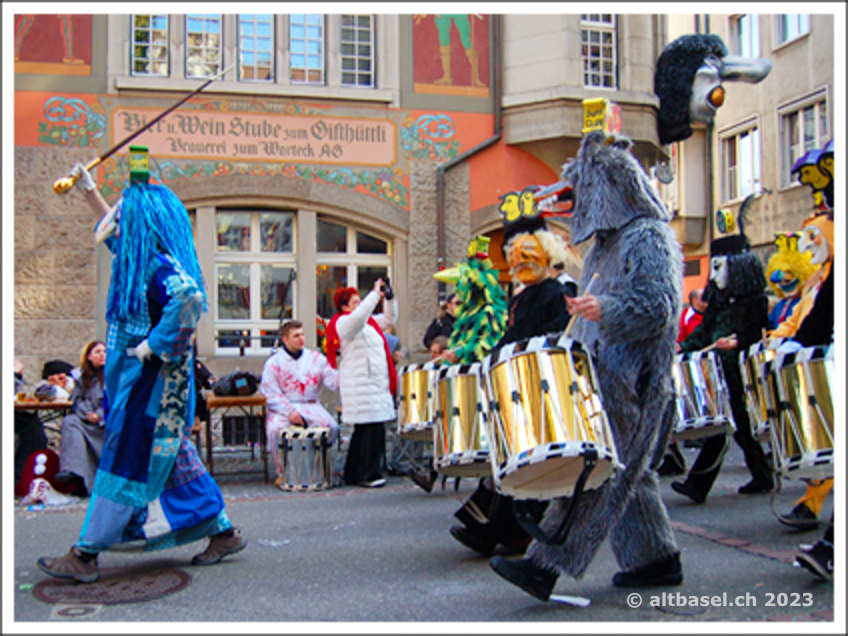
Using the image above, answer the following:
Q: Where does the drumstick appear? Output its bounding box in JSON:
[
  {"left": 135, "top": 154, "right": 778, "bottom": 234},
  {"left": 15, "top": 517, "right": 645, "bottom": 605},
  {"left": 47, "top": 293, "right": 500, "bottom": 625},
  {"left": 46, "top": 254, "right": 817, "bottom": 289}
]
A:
[
  {"left": 699, "top": 333, "right": 737, "bottom": 353},
  {"left": 563, "top": 273, "right": 600, "bottom": 339}
]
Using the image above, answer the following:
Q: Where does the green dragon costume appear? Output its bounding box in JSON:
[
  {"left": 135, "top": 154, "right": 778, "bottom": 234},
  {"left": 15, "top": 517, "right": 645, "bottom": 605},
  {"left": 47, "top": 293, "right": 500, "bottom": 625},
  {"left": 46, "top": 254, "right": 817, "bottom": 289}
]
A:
[{"left": 435, "top": 236, "right": 508, "bottom": 365}]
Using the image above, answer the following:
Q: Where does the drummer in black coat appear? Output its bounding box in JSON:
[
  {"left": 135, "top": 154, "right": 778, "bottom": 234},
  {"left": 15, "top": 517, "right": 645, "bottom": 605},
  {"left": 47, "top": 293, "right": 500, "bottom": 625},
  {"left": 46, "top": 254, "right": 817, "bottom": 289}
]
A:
[
  {"left": 671, "top": 233, "right": 772, "bottom": 504},
  {"left": 450, "top": 212, "right": 575, "bottom": 557}
]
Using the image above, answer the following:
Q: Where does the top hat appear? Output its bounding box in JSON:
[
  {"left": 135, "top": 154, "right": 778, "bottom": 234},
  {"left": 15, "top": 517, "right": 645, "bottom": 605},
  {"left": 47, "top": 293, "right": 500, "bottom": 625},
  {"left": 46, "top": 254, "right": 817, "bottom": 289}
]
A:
[{"left": 710, "top": 234, "right": 748, "bottom": 257}]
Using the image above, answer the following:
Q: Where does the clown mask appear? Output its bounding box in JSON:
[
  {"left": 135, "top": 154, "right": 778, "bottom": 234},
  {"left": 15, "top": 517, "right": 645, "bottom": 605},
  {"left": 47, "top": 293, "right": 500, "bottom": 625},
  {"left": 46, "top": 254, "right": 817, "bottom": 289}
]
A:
[
  {"left": 799, "top": 224, "right": 830, "bottom": 265},
  {"left": 709, "top": 255, "right": 729, "bottom": 290},
  {"left": 509, "top": 233, "right": 548, "bottom": 285}
]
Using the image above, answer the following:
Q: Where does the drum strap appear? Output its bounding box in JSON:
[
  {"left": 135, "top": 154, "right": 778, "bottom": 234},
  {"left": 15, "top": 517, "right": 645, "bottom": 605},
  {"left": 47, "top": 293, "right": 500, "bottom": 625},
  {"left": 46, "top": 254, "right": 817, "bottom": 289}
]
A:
[{"left": 511, "top": 448, "right": 598, "bottom": 546}]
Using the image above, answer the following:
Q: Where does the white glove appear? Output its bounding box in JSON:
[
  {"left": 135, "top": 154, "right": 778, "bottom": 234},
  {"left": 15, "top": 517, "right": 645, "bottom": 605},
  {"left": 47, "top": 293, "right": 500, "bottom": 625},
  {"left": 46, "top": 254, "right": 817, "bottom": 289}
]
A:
[
  {"left": 777, "top": 340, "right": 803, "bottom": 355},
  {"left": 127, "top": 339, "right": 153, "bottom": 362},
  {"left": 71, "top": 162, "right": 96, "bottom": 192}
]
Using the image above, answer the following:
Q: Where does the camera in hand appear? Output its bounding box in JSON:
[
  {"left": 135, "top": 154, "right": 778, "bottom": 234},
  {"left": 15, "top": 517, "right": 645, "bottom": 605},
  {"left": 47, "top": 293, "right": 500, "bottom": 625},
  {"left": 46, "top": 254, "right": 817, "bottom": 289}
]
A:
[{"left": 382, "top": 277, "right": 394, "bottom": 300}]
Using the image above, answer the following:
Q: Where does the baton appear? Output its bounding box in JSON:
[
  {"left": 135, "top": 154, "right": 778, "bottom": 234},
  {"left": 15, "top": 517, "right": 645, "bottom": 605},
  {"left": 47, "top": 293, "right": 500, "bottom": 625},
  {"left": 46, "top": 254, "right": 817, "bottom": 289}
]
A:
[{"left": 53, "top": 65, "right": 233, "bottom": 194}]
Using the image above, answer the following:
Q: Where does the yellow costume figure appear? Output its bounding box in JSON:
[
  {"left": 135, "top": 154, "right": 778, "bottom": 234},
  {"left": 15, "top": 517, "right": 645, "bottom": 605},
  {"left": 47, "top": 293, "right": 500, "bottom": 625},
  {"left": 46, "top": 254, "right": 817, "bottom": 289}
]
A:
[
  {"left": 770, "top": 213, "right": 834, "bottom": 531},
  {"left": 764, "top": 232, "right": 817, "bottom": 330}
]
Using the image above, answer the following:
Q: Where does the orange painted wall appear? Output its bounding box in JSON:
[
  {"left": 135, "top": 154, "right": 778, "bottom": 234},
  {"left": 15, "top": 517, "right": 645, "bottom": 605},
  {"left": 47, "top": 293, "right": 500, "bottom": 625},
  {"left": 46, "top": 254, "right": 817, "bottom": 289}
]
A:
[
  {"left": 468, "top": 143, "right": 559, "bottom": 213},
  {"left": 404, "top": 109, "right": 494, "bottom": 156},
  {"left": 682, "top": 255, "right": 710, "bottom": 304},
  {"left": 15, "top": 91, "right": 102, "bottom": 146}
]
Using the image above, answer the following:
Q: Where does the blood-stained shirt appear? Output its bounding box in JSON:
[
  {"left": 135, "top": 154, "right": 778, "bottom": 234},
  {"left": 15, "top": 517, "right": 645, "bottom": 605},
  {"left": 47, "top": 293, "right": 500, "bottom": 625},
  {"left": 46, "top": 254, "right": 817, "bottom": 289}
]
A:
[{"left": 260, "top": 347, "right": 340, "bottom": 444}]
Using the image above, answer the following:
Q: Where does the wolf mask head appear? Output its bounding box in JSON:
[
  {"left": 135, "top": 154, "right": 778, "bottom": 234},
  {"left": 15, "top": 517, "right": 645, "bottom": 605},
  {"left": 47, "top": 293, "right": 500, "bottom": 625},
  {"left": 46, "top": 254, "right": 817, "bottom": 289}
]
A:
[{"left": 561, "top": 131, "right": 671, "bottom": 245}]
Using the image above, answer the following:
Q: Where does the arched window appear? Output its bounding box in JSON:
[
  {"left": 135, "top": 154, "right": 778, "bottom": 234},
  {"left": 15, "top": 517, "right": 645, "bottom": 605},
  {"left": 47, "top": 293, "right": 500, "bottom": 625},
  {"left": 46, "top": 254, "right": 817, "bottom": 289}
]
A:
[
  {"left": 315, "top": 214, "right": 391, "bottom": 351},
  {"left": 207, "top": 207, "right": 392, "bottom": 356},
  {"left": 214, "top": 208, "right": 296, "bottom": 354}
]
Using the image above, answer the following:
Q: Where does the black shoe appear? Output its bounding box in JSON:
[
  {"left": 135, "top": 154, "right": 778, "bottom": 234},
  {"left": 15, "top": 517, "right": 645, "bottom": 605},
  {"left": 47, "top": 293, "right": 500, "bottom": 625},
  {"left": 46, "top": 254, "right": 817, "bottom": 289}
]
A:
[
  {"left": 657, "top": 453, "right": 686, "bottom": 476},
  {"left": 738, "top": 479, "right": 773, "bottom": 495},
  {"left": 497, "top": 533, "right": 532, "bottom": 557},
  {"left": 55, "top": 471, "right": 87, "bottom": 497},
  {"left": 489, "top": 556, "right": 558, "bottom": 602},
  {"left": 795, "top": 540, "right": 833, "bottom": 581},
  {"left": 671, "top": 480, "right": 706, "bottom": 504},
  {"left": 778, "top": 503, "right": 819, "bottom": 532},
  {"left": 409, "top": 468, "right": 436, "bottom": 493},
  {"left": 54, "top": 470, "right": 78, "bottom": 483},
  {"left": 449, "top": 524, "right": 496, "bottom": 557},
  {"left": 612, "top": 552, "right": 683, "bottom": 587}
]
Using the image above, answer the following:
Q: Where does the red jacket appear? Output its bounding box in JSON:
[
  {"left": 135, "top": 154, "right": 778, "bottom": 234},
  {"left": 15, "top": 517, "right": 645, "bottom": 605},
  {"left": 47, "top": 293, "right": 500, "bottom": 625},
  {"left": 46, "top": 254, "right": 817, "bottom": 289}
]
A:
[{"left": 677, "top": 306, "right": 703, "bottom": 343}]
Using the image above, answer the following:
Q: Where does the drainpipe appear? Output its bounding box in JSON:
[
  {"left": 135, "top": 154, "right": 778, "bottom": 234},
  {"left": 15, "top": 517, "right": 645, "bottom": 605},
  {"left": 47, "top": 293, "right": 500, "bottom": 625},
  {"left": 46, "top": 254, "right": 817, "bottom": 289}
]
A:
[
  {"left": 706, "top": 121, "right": 715, "bottom": 249},
  {"left": 705, "top": 16, "right": 714, "bottom": 250},
  {"left": 435, "top": 14, "right": 503, "bottom": 290}
]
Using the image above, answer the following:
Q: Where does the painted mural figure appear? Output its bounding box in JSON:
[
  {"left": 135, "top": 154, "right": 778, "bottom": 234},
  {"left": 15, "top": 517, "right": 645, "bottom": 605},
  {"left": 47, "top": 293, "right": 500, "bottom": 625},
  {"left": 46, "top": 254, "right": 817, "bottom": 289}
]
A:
[
  {"left": 15, "top": 14, "right": 85, "bottom": 64},
  {"left": 36, "top": 157, "right": 246, "bottom": 583},
  {"left": 432, "top": 15, "right": 485, "bottom": 88}
]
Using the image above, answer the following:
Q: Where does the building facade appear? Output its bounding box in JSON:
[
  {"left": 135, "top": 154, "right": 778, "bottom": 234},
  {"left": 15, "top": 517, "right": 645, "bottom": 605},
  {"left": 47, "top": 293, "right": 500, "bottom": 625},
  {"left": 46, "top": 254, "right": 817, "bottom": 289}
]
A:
[
  {"left": 665, "top": 13, "right": 835, "bottom": 298},
  {"left": 12, "top": 11, "right": 837, "bottom": 378}
]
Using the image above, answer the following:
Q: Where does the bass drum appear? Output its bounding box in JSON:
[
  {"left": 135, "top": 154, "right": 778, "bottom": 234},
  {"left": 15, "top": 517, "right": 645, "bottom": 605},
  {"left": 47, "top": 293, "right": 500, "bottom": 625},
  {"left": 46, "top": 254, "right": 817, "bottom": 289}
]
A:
[
  {"left": 432, "top": 362, "right": 491, "bottom": 478},
  {"left": 482, "top": 334, "right": 622, "bottom": 501}
]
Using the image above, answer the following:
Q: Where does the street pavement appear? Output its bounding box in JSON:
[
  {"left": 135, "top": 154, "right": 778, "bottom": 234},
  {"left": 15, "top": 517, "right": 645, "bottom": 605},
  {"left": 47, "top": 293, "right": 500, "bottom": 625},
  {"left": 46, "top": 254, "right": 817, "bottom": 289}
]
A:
[{"left": 8, "top": 443, "right": 838, "bottom": 629}]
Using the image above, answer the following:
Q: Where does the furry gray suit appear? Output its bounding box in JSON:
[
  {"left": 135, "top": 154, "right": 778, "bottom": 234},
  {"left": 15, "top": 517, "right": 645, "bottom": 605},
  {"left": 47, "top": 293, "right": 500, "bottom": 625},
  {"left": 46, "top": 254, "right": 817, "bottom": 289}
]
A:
[{"left": 527, "top": 131, "right": 683, "bottom": 578}]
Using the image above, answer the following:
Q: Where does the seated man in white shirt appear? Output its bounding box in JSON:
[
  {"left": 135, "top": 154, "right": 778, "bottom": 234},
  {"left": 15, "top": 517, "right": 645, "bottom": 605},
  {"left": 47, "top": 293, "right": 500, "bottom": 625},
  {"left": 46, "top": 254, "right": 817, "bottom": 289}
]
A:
[{"left": 260, "top": 320, "right": 340, "bottom": 483}]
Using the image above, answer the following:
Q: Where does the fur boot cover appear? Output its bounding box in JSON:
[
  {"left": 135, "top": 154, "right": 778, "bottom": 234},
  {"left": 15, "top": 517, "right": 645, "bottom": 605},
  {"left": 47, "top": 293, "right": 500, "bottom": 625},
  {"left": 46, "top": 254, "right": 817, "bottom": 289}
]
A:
[{"left": 527, "top": 131, "right": 682, "bottom": 578}]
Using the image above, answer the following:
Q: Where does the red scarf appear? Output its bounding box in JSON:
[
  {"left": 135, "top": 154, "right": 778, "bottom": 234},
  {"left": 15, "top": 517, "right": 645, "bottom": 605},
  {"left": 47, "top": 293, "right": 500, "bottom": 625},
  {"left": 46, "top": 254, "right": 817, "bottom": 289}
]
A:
[{"left": 325, "top": 312, "right": 397, "bottom": 396}]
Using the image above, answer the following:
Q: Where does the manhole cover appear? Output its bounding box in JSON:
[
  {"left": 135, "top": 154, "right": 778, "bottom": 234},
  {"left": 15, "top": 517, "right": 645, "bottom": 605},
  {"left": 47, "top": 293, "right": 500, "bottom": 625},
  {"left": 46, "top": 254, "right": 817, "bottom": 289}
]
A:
[{"left": 33, "top": 562, "right": 191, "bottom": 605}]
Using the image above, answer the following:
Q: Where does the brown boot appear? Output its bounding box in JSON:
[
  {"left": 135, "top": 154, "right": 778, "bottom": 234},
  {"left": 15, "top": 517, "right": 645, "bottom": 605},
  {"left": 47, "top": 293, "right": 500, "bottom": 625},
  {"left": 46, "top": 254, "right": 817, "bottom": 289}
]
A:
[
  {"left": 191, "top": 528, "right": 247, "bottom": 566},
  {"left": 37, "top": 548, "right": 99, "bottom": 583},
  {"left": 434, "top": 45, "right": 452, "bottom": 84},
  {"left": 467, "top": 47, "right": 485, "bottom": 88}
]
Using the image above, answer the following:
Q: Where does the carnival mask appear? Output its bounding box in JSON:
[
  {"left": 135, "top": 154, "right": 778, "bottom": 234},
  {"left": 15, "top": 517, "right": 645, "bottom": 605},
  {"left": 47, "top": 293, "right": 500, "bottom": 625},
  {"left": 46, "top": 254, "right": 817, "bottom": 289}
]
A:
[
  {"left": 509, "top": 234, "right": 548, "bottom": 285},
  {"left": 799, "top": 224, "right": 830, "bottom": 266},
  {"left": 709, "top": 255, "right": 729, "bottom": 290},
  {"left": 769, "top": 269, "right": 801, "bottom": 296}
]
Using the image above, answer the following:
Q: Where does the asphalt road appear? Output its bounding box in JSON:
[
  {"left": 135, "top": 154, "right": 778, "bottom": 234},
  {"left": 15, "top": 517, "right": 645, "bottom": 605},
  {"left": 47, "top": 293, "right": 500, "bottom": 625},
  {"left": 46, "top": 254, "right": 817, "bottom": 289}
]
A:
[{"left": 8, "top": 443, "right": 836, "bottom": 629}]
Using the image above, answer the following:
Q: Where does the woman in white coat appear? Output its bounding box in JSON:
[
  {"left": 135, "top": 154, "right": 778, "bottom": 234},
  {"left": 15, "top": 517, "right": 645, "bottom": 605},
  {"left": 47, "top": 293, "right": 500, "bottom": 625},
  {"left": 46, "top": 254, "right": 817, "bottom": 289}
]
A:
[{"left": 325, "top": 278, "right": 398, "bottom": 487}]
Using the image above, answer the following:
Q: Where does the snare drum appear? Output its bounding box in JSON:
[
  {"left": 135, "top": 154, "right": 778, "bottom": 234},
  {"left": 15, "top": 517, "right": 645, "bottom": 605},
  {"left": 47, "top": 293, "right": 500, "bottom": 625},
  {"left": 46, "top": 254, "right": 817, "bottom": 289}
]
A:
[
  {"left": 739, "top": 339, "right": 785, "bottom": 441},
  {"left": 766, "top": 346, "right": 833, "bottom": 481},
  {"left": 672, "top": 350, "right": 736, "bottom": 440},
  {"left": 432, "top": 363, "right": 491, "bottom": 478},
  {"left": 482, "top": 335, "right": 622, "bottom": 500},
  {"left": 396, "top": 362, "right": 438, "bottom": 441},
  {"left": 277, "top": 428, "right": 332, "bottom": 491}
]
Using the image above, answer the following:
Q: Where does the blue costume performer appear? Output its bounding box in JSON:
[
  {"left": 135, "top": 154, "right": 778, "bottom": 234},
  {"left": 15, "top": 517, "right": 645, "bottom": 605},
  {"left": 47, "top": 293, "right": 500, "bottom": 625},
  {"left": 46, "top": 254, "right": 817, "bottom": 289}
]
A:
[{"left": 38, "top": 157, "right": 246, "bottom": 583}]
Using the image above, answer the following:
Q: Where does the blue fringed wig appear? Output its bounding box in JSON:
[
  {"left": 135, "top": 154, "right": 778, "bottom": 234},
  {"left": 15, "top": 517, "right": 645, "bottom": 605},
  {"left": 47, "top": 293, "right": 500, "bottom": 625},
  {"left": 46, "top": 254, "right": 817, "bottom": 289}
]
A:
[
  {"left": 73, "top": 180, "right": 235, "bottom": 556},
  {"left": 105, "top": 183, "right": 207, "bottom": 324}
]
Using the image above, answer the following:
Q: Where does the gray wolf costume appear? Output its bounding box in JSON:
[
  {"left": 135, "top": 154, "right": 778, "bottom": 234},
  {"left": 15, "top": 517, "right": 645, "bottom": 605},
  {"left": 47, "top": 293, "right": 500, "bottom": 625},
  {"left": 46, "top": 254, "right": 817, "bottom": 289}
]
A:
[{"left": 491, "top": 130, "right": 683, "bottom": 599}]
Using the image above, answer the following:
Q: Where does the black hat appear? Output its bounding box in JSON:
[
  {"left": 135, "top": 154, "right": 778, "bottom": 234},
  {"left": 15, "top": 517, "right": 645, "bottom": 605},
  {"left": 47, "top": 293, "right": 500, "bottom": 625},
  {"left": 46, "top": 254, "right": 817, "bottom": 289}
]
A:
[
  {"left": 502, "top": 215, "right": 548, "bottom": 257},
  {"left": 41, "top": 359, "right": 73, "bottom": 380},
  {"left": 709, "top": 234, "right": 748, "bottom": 257}
]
